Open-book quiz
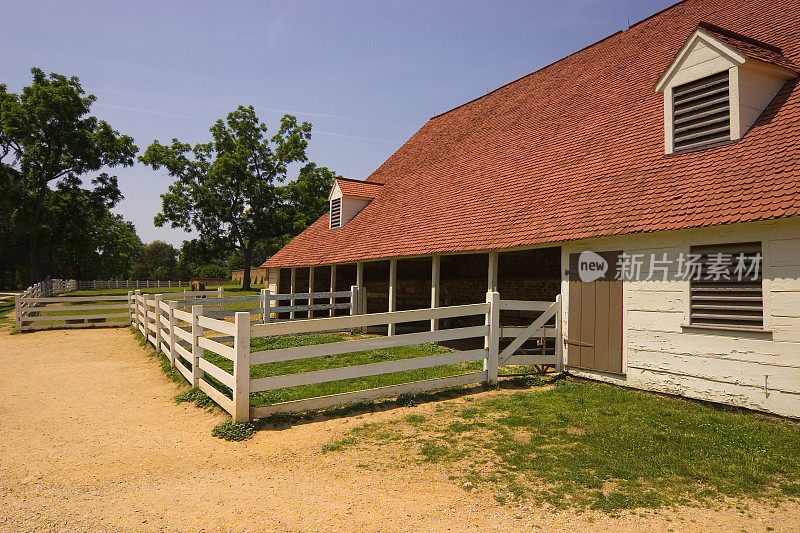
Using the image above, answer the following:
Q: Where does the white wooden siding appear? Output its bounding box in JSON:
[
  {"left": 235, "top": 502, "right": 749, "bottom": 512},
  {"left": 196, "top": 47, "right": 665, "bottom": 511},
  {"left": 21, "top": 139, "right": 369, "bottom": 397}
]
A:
[{"left": 561, "top": 217, "right": 800, "bottom": 418}]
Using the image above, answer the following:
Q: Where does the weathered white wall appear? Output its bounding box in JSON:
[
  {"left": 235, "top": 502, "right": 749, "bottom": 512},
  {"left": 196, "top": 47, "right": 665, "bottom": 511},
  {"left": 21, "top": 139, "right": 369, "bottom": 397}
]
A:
[
  {"left": 561, "top": 217, "right": 800, "bottom": 418},
  {"left": 734, "top": 62, "right": 796, "bottom": 139}
]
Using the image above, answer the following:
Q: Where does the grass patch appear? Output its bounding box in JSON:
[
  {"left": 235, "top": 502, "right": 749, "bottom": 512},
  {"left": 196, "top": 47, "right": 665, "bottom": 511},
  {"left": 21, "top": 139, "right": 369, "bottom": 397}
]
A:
[
  {"left": 175, "top": 388, "right": 215, "bottom": 409},
  {"left": 212, "top": 418, "right": 258, "bottom": 441},
  {"left": 324, "top": 381, "right": 800, "bottom": 513},
  {"left": 198, "top": 332, "right": 483, "bottom": 409},
  {"left": 130, "top": 326, "right": 185, "bottom": 385},
  {"left": 67, "top": 283, "right": 262, "bottom": 297},
  {"left": 0, "top": 296, "right": 16, "bottom": 325},
  {"left": 322, "top": 436, "right": 357, "bottom": 452}
]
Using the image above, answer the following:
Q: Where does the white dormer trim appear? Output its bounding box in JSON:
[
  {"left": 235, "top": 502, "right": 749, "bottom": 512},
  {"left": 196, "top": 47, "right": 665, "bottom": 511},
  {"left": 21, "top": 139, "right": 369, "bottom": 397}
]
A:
[
  {"left": 328, "top": 181, "right": 372, "bottom": 229},
  {"left": 656, "top": 27, "right": 797, "bottom": 154}
]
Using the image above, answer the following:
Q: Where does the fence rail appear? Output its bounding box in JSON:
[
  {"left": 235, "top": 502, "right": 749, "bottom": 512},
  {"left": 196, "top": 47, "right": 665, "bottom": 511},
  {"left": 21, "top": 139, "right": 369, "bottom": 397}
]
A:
[
  {"left": 131, "top": 288, "right": 562, "bottom": 422},
  {"left": 16, "top": 279, "right": 563, "bottom": 420}
]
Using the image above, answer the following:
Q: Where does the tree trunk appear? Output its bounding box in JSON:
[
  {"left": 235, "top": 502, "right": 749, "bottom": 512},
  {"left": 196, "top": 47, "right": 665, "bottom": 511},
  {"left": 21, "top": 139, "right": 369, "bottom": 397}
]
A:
[
  {"left": 29, "top": 186, "right": 47, "bottom": 284},
  {"left": 241, "top": 247, "right": 253, "bottom": 291}
]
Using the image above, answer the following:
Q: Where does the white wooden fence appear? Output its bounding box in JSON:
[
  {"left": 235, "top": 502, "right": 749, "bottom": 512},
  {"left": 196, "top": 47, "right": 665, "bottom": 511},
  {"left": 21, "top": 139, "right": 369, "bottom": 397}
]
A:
[
  {"left": 76, "top": 279, "right": 190, "bottom": 290},
  {"left": 131, "top": 289, "right": 562, "bottom": 422},
  {"left": 15, "top": 286, "right": 223, "bottom": 333}
]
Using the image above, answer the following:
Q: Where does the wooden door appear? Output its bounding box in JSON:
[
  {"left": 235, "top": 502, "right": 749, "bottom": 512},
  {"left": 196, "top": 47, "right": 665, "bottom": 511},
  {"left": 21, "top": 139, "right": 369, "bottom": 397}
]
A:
[{"left": 567, "top": 253, "right": 623, "bottom": 374}]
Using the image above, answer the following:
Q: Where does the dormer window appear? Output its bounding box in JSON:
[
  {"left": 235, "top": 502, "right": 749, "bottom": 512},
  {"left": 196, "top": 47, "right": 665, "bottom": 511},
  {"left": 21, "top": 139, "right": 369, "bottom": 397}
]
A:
[
  {"left": 327, "top": 177, "right": 383, "bottom": 229},
  {"left": 656, "top": 23, "right": 797, "bottom": 155},
  {"left": 330, "top": 197, "right": 342, "bottom": 229},
  {"left": 672, "top": 71, "right": 731, "bottom": 152}
]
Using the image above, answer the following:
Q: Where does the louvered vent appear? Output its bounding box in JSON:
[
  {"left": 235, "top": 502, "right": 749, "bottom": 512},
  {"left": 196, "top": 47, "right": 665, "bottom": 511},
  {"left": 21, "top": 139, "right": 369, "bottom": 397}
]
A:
[
  {"left": 330, "top": 197, "right": 342, "bottom": 229},
  {"left": 690, "top": 242, "right": 763, "bottom": 330},
  {"left": 673, "top": 71, "right": 731, "bottom": 152}
]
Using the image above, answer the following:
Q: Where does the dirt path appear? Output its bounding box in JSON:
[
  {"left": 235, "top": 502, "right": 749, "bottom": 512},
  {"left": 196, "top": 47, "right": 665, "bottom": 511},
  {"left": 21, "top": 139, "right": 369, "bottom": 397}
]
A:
[{"left": 0, "top": 327, "right": 797, "bottom": 532}]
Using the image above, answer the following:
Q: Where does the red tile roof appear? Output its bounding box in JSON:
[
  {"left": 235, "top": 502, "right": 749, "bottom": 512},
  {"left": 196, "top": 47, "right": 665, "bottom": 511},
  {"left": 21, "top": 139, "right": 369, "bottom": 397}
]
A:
[
  {"left": 264, "top": 0, "right": 800, "bottom": 268},
  {"left": 697, "top": 22, "right": 798, "bottom": 71},
  {"left": 335, "top": 177, "right": 383, "bottom": 199}
]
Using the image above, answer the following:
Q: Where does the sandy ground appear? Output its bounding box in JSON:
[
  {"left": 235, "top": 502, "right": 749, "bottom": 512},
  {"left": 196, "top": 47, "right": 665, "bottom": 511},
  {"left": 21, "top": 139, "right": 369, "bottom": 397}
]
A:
[{"left": 1, "top": 325, "right": 798, "bottom": 532}]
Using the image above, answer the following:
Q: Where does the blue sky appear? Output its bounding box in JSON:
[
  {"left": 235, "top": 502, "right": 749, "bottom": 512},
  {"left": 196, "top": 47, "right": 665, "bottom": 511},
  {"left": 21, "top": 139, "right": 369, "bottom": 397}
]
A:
[{"left": 2, "top": 0, "right": 674, "bottom": 246}]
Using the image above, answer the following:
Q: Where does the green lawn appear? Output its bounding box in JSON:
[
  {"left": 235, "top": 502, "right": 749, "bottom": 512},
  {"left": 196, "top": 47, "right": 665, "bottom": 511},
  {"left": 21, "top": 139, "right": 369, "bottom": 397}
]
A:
[
  {"left": 66, "top": 283, "right": 262, "bottom": 297},
  {"left": 0, "top": 297, "right": 16, "bottom": 325},
  {"left": 323, "top": 380, "right": 800, "bottom": 513},
  {"left": 200, "top": 332, "right": 483, "bottom": 408}
]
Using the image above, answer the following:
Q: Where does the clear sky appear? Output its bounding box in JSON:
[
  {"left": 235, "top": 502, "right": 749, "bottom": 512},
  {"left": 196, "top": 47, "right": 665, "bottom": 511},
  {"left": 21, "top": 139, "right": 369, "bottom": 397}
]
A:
[{"left": 2, "top": 0, "right": 675, "bottom": 246}]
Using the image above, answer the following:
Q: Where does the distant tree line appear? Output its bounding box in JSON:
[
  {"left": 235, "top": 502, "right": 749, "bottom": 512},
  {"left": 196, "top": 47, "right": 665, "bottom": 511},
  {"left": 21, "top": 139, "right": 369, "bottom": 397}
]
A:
[{"left": 0, "top": 68, "right": 335, "bottom": 289}]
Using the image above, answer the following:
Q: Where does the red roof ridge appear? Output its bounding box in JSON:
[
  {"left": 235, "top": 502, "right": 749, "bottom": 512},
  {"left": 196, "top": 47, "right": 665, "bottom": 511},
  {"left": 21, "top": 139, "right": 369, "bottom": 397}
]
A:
[
  {"left": 696, "top": 21, "right": 783, "bottom": 53},
  {"left": 335, "top": 176, "right": 383, "bottom": 185}
]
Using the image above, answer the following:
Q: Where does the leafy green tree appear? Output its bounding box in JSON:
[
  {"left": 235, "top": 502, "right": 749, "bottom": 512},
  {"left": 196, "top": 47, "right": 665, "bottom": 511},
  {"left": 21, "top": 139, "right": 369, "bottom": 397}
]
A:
[
  {"left": 0, "top": 68, "right": 137, "bottom": 282},
  {"left": 39, "top": 173, "right": 141, "bottom": 279},
  {"left": 177, "top": 238, "right": 233, "bottom": 280},
  {"left": 140, "top": 105, "right": 337, "bottom": 290},
  {"left": 131, "top": 241, "right": 177, "bottom": 281}
]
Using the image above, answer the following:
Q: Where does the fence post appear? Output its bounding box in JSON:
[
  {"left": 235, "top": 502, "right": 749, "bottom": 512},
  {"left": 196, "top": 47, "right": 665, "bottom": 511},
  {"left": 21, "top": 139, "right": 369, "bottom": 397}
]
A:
[
  {"left": 232, "top": 312, "right": 251, "bottom": 422},
  {"left": 191, "top": 304, "right": 204, "bottom": 388},
  {"left": 134, "top": 290, "right": 142, "bottom": 335},
  {"left": 555, "top": 294, "right": 563, "bottom": 373},
  {"left": 127, "top": 291, "right": 134, "bottom": 325},
  {"left": 261, "top": 289, "right": 271, "bottom": 323},
  {"left": 350, "top": 285, "right": 358, "bottom": 315},
  {"left": 154, "top": 294, "right": 163, "bottom": 352},
  {"left": 14, "top": 294, "right": 22, "bottom": 333},
  {"left": 484, "top": 290, "right": 500, "bottom": 386},
  {"left": 168, "top": 300, "right": 177, "bottom": 368}
]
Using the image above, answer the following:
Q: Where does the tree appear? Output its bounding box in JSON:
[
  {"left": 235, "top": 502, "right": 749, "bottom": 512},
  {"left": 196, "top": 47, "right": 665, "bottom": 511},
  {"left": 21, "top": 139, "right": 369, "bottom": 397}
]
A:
[
  {"left": 39, "top": 173, "right": 142, "bottom": 279},
  {"left": 140, "top": 105, "right": 337, "bottom": 290},
  {"left": 131, "top": 241, "right": 178, "bottom": 281},
  {"left": 0, "top": 68, "right": 137, "bottom": 282}
]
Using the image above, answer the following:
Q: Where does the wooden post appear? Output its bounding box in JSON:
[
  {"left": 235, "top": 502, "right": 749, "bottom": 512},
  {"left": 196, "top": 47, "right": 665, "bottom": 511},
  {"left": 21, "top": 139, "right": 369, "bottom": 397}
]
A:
[
  {"left": 356, "top": 262, "right": 365, "bottom": 332},
  {"left": 232, "top": 311, "right": 251, "bottom": 423},
  {"left": 127, "top": 291, "right": 134, "bottom": 324},
  {"left": 168, "top": 300, "right": 177, "bottom": 367},
  {"left": 350, "top": 285, "right": 360, "bottom": 314},
  {"left": 134, "top": 290, "right": 142, "bottom": 334},
  {"left": 308, "top": 266, "right": 315, "bottom": 319},
  {"left": 289, "top": 267, "right": 296, "bottom": 320},
  {"left": 191, "top": 304, "right": 204, "bottom": 388},
  {"left": 261, "top": 289, "right": 271, "bottom": 323},
  {"left": 555, "top": 294, "right": 564, "bottom": 372},
  {"left": 329, "top": 264, "right": 337, "bottom": 317},
  {"left": 14, "top": 294, "right": 21, "bottom": 333},
  {"left": 142, "top": 292, "right": 150, "bottom": 344},
  {"left": 488, "top": 252, "right": 499, "bottom": 292},
  {"left": 430, "top": 255, "right": 440, "bottom": 331},
  {"left": 154, "top": 294, "right": 163, "bottom": 352},
  {"left": 485, "top": 290, "right": 500, "bottom": 386},
  {"left": 388, "top": 258, "right": 397, "bottom": 336}
]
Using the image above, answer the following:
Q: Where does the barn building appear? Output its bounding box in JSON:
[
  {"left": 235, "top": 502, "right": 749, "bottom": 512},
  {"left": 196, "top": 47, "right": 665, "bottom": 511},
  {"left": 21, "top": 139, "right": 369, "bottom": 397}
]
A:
[{"left": 262, "top": 0, "right": 800, "bottom": 418}]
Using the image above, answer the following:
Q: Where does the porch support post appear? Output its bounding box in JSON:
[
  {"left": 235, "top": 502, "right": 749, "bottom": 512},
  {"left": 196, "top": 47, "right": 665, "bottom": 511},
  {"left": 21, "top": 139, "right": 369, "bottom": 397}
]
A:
[
  {"left": 485, "top": 290, "right": 500, "bottom": 386},
  {"left": 388, "top": 258, "right": 397, "bottom": 336},
  {"left": 289, "top": 267, "right": 296, "bottom": 320},
  {"left": 555, "top": 294, "right": 564, "bottom": 372},
  {"left": 358, "top": 261, "right": 366, "bottom": 313},
  {"left": 430, "top": 255, "right": 440, "bottom": 331},
  {"left": 329, "top": 264, "right": 337, "bottom": 317},
  {"left": 488, "top": 251, "right": 499, "bottom": 292},
  {"left": 308, "top": 266, "right": 315, "bottom": 318},
  {"left": 356, "top": 261, "right": 366, "bottom": 331}
]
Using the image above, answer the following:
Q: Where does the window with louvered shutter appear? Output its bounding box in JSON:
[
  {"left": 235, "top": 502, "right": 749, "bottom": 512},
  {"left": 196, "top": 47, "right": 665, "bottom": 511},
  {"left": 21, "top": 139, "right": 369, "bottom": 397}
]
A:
[
  {"left": 672, "top": 71, "right": 731, "bottom": 152},
  {"left": 689, "top": 242, "right": 763, "bottom": 330},
  {"left": 330, "top": 198, "right": 342, "bottom": 228}
]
